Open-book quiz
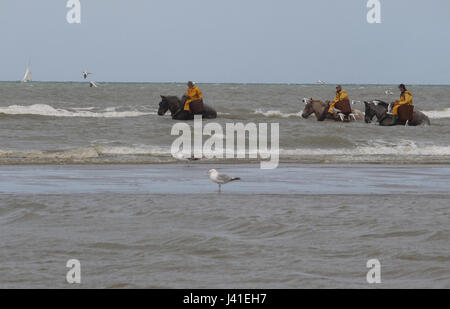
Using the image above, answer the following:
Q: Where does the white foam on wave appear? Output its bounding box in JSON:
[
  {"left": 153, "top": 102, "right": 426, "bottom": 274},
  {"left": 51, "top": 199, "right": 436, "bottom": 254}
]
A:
[
  {"left": 0, "top": 147, "right": 100, "bottom": 160},
  {"left": 1, "top": 139, "right": 449, "bottom": 163},
  {"left": 94, "top": 140, "right": 450, "bottom": 160},
  {"left": 0, "top": 145, "right": 171, "bottom": 161},
  {"left": 94, "top": 145, "right": 169, "bottom": 156},
  {"left": 0, "top": 104, "right": 155, "bottom": 118},
  {"left": 423, "top": 108, "right": 450, "bottom": 119},
  {"left": 281, "top": 140, "right": 450, "bottom": 157},
  {"left": 70, "top": 107, "right": 96, "bottom": 111},
  {"left": 254, "top": 109, "right": 302, "bottom": 118}
]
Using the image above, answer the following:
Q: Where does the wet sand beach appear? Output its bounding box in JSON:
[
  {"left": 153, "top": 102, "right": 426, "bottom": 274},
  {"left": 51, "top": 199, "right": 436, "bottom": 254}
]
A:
[{"left": 0, "top": 164, "right": 449, "bottom": 288}]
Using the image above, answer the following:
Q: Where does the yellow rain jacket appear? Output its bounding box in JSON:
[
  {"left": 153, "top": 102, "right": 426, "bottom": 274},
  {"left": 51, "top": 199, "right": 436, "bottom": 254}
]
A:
[
  {"left": 184, "top": 86, "right": 203, "bottom": 111},
  {"left": 329, "top": 90, "right": 349, "bottom": 114},
  {"left": 392, "top": 91, "right": 413, "bottom": 116}
]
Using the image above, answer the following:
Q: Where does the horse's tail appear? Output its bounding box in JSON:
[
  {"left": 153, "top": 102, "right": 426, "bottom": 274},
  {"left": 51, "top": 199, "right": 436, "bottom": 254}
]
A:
[
  {"left": 203, "top": 104, "right": 218, "bottom": 119},
  {"left": 418, "top": 111, "right": 431, "bottom": 126}
]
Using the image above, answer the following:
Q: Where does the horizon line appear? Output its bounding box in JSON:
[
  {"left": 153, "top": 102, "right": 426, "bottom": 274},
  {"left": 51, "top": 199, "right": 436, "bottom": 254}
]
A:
[{"left": 1, "top": 80, "right": 450, "bottom": 86}]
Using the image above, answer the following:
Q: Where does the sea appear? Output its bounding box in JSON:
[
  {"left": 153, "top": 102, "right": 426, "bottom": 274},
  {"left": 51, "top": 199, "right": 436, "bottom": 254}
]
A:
[{"left": 0, "top": 82, "right": 449, "bottom": 288}]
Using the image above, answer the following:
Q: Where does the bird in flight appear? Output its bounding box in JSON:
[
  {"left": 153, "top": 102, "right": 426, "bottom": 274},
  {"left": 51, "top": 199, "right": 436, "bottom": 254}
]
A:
[
  {"left": 83, "top": 71, "right": 93, "bottom": 80},
  {"left": 207, "top": 169, "right": 240, "bottom": 193}
]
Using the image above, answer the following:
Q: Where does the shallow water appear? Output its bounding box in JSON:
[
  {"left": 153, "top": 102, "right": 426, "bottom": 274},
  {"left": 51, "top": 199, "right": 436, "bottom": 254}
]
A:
[
  {"left": 1, "top": 83, "right": 450, "bottom": 164},
  {"left": 0, "top": 83, "right": 449, "bottom": 288},
  {"left": 0, "top": 164, "right": 449, "bottom": 288}
]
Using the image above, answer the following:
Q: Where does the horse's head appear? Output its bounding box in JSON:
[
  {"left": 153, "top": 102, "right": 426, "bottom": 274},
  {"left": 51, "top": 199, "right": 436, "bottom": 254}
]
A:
[
  {"left": 301, "top": 98, "right": 314, "bottom": 119},
  {"left": 364, "top": 100, "right": 389, "bottom": 123},
  {"left": 158, "top": 95, "right": 170, "bottom": 116},
  {"left": 364, "top": 101, "right": 376, "bottom": 123}
]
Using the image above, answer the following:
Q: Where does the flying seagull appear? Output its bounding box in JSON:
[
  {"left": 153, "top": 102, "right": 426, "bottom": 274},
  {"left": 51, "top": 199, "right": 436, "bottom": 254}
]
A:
[
  {"left": 207, "top": 169, "right": 240, "bottom": 193},
  {"left": 83, "top": 71, "right": 93, "bottom": 80},
  {"left": 89, "top": 81, "right": 98, "bottom": 88}
]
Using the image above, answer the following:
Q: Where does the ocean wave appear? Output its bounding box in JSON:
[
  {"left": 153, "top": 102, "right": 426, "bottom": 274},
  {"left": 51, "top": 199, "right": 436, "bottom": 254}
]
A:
[
  {"left": 423, "top": 108, "right": 450, "bottom": 119},
  {"left": 0, "top": 145, "right": 172, "bottom": 163},
  {"left": 281, "top": 140, "right": 450, "bottom": 157},
  {"left": 70, "top": 107, "right": 96, "bottom": 111},
  {"left": 1, "top": 140, "right": 450, "bottom": 164},
  {"left": 94, "top": 145, "right": 169, "bottom": 156},
  {"left": 0, "top": 104, "right": 154, "bottom": 118},
  {"left": 0, "top": 148, "right": 100, "bottom": 160},
  {"left": 253, "top": 109, "right": 302, "bottom": 118}
]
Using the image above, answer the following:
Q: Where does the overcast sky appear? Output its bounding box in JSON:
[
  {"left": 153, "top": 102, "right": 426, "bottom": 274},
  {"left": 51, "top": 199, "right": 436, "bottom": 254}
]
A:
[{"left": 1, "top": 0, "right": 449, "bottom": 84}]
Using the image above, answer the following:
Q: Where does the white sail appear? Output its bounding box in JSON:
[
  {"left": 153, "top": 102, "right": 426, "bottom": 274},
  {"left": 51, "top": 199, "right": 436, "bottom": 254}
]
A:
[{"left": 22, "top": 65, "right": 32, "bottom": 83}]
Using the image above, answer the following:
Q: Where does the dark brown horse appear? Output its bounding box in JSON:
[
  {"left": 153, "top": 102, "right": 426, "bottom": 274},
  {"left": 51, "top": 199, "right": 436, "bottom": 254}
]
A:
[
  {"left": 158, "top": 95, "right": 217, "bottom": 120},
  {"left": 364, "top": 100, "right": 431, "bottom": 126}
]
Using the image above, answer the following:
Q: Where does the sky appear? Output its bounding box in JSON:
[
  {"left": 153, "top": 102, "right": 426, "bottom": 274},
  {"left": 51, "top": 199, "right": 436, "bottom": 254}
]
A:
[{"left": 1, "top": 0, "right": 450, "bottom": 84}]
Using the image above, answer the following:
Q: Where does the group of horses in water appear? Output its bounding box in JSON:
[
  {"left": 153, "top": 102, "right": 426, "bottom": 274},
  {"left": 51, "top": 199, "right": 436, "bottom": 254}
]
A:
[
  {"left": 157, "top": 95, "right": 431, "bottom": 126},
  {"left": 301, "top": 98, "right": 430, "bottom": 126}
]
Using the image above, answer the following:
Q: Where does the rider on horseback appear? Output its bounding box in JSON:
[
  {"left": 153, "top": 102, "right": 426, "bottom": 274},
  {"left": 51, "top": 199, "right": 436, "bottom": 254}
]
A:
[
  {"left": 391, "top": 84, "right": 413, "bottom": 121},
  {"left": 319, "top": 85, "right": 351, "bottom": 121},
  {"left": 330, "top": 85, "right": 350, "bottom": 114},
  {"left": 183, "top": 81, "right": 204, "bottom": 116}
]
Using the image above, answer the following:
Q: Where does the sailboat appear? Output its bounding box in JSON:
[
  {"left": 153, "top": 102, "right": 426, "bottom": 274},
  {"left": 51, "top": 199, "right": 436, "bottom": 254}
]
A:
[{"left": 22, "top": 63, "right": 32, "bottom": 83}]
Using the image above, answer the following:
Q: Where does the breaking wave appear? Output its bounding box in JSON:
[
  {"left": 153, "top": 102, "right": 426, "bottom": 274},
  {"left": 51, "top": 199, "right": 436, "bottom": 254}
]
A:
[
  {"left": 423, "top": 108, "right": 450, "bottom": 119},
  {"left": 281, "top": 140, "right": 450, "bottom": 163},
  {"left": 0, "top": 104, "right": 154, "bottom": 118},
  {"left": 253, "top": 109, "right": 303, "bottom": 118},
  {"left": 0, "top": 145, "right": 170, "bottom": 158},
  {"left": 1, "top": 140, "right": 449, "bottom": 164},
  {"left": 281, "top": 145, "right": 450, "bottom": 157}
]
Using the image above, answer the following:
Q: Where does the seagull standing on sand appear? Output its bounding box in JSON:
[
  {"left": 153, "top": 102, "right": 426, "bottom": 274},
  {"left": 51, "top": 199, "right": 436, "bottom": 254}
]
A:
[{"left": 207, "top": 169, "right": 240, "bottom": 192}]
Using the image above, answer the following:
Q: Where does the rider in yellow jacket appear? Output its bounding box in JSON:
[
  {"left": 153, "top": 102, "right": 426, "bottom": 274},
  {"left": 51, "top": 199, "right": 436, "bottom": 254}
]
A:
[
  {"left": 329, "top": 85, "right": 349, "bottom": 114},
  {"left": 392, "top": 84, "right": 413, "bottom": 116},
  {"left": 184, "top": 81, "right": 203, "bottom": 111}
]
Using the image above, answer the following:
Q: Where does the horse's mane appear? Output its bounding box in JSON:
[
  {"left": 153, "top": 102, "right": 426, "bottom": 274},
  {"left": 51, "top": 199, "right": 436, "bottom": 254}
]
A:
[
  {"left": 310, "top": 99, "right": 327, "bottom": 105},
  {"left": 166, "top": 96, "right": 181, "bottom": 103},
  {"left": 372, "top": 100, "right": 389, "bottom": 108}
]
